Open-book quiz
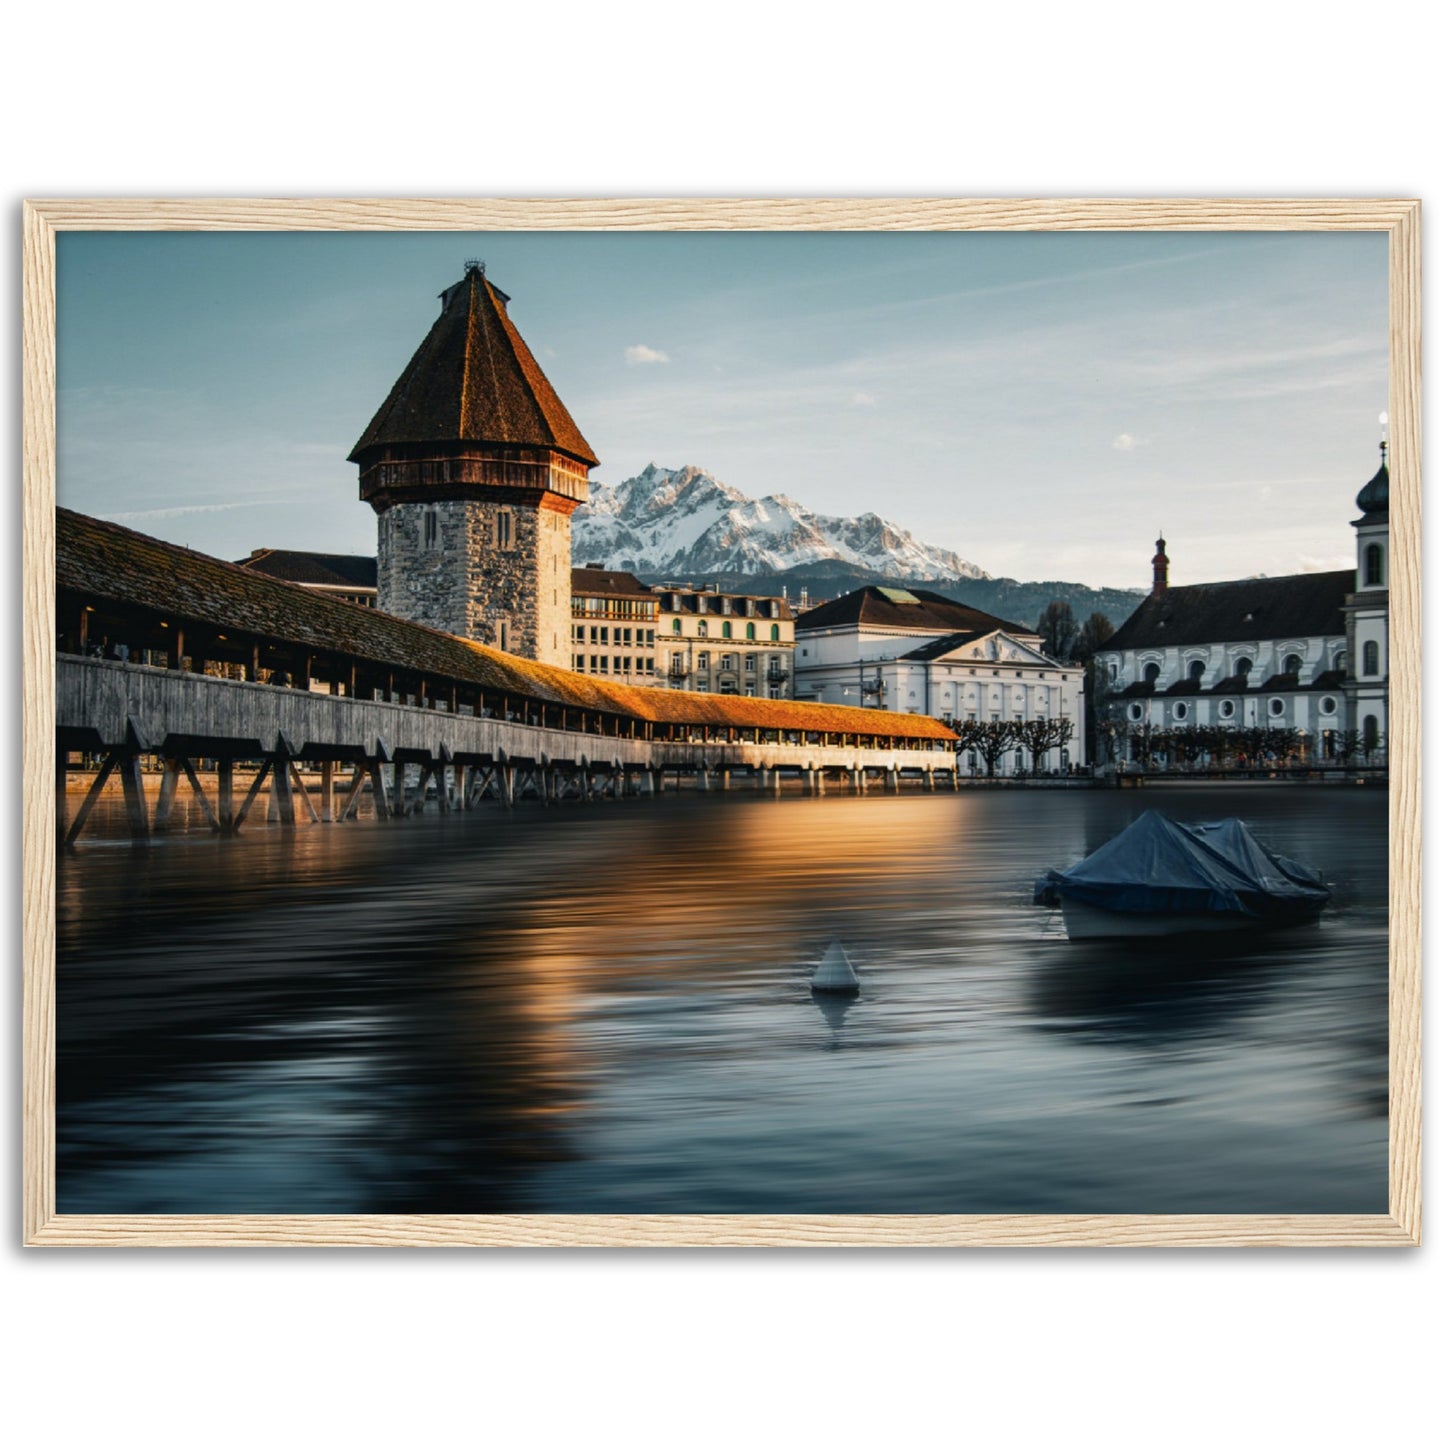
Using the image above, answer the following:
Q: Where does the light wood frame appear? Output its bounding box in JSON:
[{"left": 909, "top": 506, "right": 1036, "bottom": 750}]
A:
[{"left": 22, "top": 198, "right": 1422, "bottom": 1247}]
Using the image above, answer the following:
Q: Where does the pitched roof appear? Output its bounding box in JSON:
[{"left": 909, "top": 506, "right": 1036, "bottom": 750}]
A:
[
  {"left": 57, "top": 508, "right": 951, "bottom": 742},
  {"left": 1106, "top": 571, "right": 1353, "bottom": 651},
  {"left": 570, "top": 566, "right": 653, "bottom": 598},
  {"left": 236, "top": 549, "right": 378, "bottom": 589},
  {"left": 657, "top": 589, "right": 793, "bottom": 620},
  {"left": 796, "top": 586, "right": 1029, "bottom": 637},
  {"left": 349, "top": 266, "right": 598, "bottom": 467}
]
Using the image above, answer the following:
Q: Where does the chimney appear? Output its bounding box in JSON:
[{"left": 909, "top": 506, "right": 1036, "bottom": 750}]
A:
[{"left": 1151, "top": 535, "right": 1170, "bottom": 600}]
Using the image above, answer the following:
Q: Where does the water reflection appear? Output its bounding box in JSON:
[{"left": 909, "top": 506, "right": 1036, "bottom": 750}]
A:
[{"left": 57, "top": 785, "right": 1389, "bottom": 1214}]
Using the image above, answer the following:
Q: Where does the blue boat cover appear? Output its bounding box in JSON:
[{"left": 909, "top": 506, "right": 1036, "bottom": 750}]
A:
[{"left": 1033, "top": 811, "right": 1331, "bottom": 919}]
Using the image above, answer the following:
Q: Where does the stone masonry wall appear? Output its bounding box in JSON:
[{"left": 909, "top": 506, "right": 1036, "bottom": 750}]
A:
[{"left": 378, "top": 498, "right": 573, "bottom": 668}]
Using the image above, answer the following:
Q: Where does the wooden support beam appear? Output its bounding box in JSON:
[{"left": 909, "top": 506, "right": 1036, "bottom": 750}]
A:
[
  {"left": 368, "top": 761, "right": 391, "bottom": 822},
  {"left": 233, "top": 761, "right": 273, "bottom": 830},
  {"left": 272, "top": 753, "right": 297, "bottom": 827},
  {"left": 55, "top": 750, "right": 70, "bottom": 846},
  {"left": 177, "top": 757, "right": 220, "bottom": 832},
  {"left": 217, "top": 758, "right": 235, "bottom": 832},
  {"left": 319, "top": 760, "right": 334, "bottom": 821},
  {"left": 119, "top": 753, "right": 150, "bottom": 839},
  {"left": 63, "top": 754, "right": 119, "bottom": 847},
  {"left": 288, "top": 760, "right": 321, "bottom": 824},
  {"left": 339, "top": 764, "right": 367, "bottom": 821},
  {"left": 391, "top": 758, "right": 406, "bottom": 817},
  {"left": 154, "top": 757, "right": 182, "bottom": 827}
]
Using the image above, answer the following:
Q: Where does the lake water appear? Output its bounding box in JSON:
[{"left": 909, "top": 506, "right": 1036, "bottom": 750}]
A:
[{"left": 56, "top": 783, "right": 1389, "bottom": 1214}]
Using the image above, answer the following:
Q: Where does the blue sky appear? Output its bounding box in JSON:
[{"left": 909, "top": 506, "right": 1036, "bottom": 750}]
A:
[{"left": 56, "top": 229, "right": 1388, "bottom": 590}]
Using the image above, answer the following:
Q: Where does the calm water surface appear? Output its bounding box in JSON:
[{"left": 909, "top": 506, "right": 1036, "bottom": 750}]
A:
[{"left": 57, "top": 785, "right": 1388, "bottom": 1213}]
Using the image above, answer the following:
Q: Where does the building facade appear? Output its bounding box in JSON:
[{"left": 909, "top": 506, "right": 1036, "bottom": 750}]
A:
[
  {"left": 350, "top": 264, "right": 598, "bottom": 669},
  {"left": 655, "top": 586, "right": 795, "bottom": 698},
  {"left": 571, "top": 566, "right": 660, "bottom": 685},
  {"left": 794, "top": 586, "right": 1085, "bottom": 771},
  {"left": 1096, "top": 446, "right": 1389, "bottom": 764}
]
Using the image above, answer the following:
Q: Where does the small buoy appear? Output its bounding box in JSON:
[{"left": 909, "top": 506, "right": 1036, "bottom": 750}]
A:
[{"left": 811, "top": 940, "right": 860, "bottom": 993}]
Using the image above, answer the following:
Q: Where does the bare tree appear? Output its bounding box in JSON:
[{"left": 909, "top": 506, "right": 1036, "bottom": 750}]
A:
[{"left": 1035, "top": 601, "right": 1079, "bottom": 662}]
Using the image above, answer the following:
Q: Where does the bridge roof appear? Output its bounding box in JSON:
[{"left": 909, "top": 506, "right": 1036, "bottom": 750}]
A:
[{"left": 57, "top": 508, "right": 953, "bottom": 742}]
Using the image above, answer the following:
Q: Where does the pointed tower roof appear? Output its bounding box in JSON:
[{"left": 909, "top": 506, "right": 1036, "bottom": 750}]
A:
[{"left": 350, "top": 265, "right": 598, "bottom": 466}]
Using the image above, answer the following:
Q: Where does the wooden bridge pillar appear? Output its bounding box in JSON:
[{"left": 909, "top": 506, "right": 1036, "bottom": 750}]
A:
[
  {"left": 697, "top": 765, "right": 710, "bottom": 792},
  {"left": 885, "top": 768, "right": 899, "bottom": 793},
  {"left": 319, "top": 760, "right": 335, "bottom": 821}
]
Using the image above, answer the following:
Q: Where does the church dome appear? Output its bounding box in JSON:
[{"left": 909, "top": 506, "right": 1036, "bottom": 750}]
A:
[{"left": 1355, "top": 448, "right": 1389, "bottom": 518}]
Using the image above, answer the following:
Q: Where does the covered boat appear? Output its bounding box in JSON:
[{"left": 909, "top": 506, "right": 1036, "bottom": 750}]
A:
[{"left": 1033, "top": 810, "right": 1331, "bottom": 940}]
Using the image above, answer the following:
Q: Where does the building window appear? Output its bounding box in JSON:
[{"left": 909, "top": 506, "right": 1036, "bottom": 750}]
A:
[
  {"left": 697, "top": 652, "right": 710, "bottom": 670},
  {"left": 1143, "top": 662, "right": 1160, "bottom": 684},
  {"left": 495, "top": 509, "right": 514, "bottom": 550},
  {"left": 1364, "top": 715, "right": 1380, "bottom": 752},
  {"left": 1268, "top": 697, "right": 1285, "bottom": 718},
  {"left": 497, "top": 619, "right": 510, "bottom": 652},
  {"left": 1173, "top": 702, "right": 1188, "bottom": 721},
  {"left": 1234, "top": 657, "right": 1252, "bottom": 678},
  {"left": 1283, "top": 654, "right": 1302, "bottom": 675},
  {"left": 769, "top": 623, "right": 780, "bottom": 641},
  {"left": 745, "top": 655, "right": 757, "bottom": 672},
  {"left": 1364, "top": 543, "right": 1383, "bottom": 588},
  {"left": 1320, "top": 695, "right": 1337, "bottom": 716},
  {"left": 672, "top": 618, "right": 682, "bottom": 635},
  {"left": 745, "top": 623, "right": 756, "bottom": 641},
  {"left": 697, "top": 621, "right": 708, "bottom": 638},
  {"left": 1188, "top": 659, "right": 1205, "bottom": 683},
  {"left": 1219, "top": 700, "right": 1235, "bottom": 719},
  {"left": 1128, "top": 703, "right": 1144, "bottom": 722},
  {"left": 722, "top": 621, "right": 732, "bottom": 639},
  {"left": 423, "top": 508, "right": 439, "bottom": 549},
  {"left": 1334, "top": 651, "right": 1346, "bottom": 673},
  {"left": 1362, "top": 640, "right": 1380, "bottom": 676}
]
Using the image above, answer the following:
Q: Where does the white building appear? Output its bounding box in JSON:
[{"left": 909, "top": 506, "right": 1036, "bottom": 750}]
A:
[
  {"left": 654, "top": 586, "right": 795, "bottom": 698},
  {"left": 1097, "top": 444, "right": 1390, "bottom": 762},
  {"left": 794, "top": 586, "right": 1086, "bottom": 771}
]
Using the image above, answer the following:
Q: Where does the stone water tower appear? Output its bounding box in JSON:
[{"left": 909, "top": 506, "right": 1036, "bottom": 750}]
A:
[{"left": 350, "top": 264, "right": 598, "bottom": 667}]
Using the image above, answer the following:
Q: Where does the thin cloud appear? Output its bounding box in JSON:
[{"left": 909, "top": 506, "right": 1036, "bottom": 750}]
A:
[
  {"left": 850, "top": 391, "right": 878, "bottom": 408},
  {"left": 625, "top": 344, "right": 670, "bottom": 365},
  {"left": 104, "top": 500, "right": 305, "bottom": 523},
  {"left": 1113, "top": 433, "right": 1140, "bottom": 451}
]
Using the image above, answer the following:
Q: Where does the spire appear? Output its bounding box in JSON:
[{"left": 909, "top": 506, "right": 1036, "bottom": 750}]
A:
[
  {"left": 1354, "top": 420, "right": 1390, "bottom": 520},
  {"left": 1151, "top": 534, "right": 1169, "bottom": 600},
  {"left": 349, "top": 268, "right": 597, "bottom": 466}
]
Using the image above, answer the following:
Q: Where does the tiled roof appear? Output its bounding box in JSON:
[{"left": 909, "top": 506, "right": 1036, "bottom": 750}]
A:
[
  {"left": 349, "top": 267, "right": 598, "bottom": 467},
  {"left": 1106, "top": 571, "right": 1353, "bottom": 651},
  {"left": 570, "top": 566, "right": 653, "bottom": 598},
  {"left": 57, "top": 508, "right": 951, "bottom": 742},
  {"left": 236, "top": 549, "right": 378, "bottom": 589},
  {"left": 796, "top": 586, "right": 1029, "bottom": 637}
]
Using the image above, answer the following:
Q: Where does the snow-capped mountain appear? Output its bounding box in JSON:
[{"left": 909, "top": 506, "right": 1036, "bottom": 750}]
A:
[{"left": 572, "top": 463, "right": 989, "bottom": 582}]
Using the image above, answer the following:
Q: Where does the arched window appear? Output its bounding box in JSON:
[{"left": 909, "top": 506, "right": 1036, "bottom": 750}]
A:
[
  {"left": 746, "top": 623, "right": 756, "bottom": 641},
  {"left": 1234, "top": 657, "right": 1252, "bottom": 678},
  {"left": 1188, "top": 660, "right": 1205, "bottom": 683},
  {"left": 769, "top": 624, "right": 779, "bottom": 641},
  {"left": 1268, "top": 697, "right": 1285, "bottom": 718},
  {"left": 1219, "top": 699, "right": 1235, "bottom": 720},
  {"left": 671, "top": 618, "right": 682, "bottom": 634},
  {"left": 1283, "top": 654, "right": 1302, "bottom": 675},
  {"left": 1143, "top": 661, "right": 1161, "bottom": 684},
  {"left": 697, "top": 621, "right": 708, "bottom": 638},
  {"left": 722, "top": 621, "right": 732, "bottom": 639},
  {"left": 1128, "top": 703, "right": 1144, "bottom": 722},
  {"left": 1362, "top": 640, "right": 1379, "bottom": 676},
  {"left": 1364, "top": 543, "right": 1383, "bottom": 588},
  {"left": 1173, "top": 701, "right": 1188, "bottom": 721},
  {"left": 1334, "top": 651, "right": 1346, "bottom": 673}
]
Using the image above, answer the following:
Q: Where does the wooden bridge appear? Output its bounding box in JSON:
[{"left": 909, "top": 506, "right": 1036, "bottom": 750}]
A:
[{"left": 57, "top": 655, "right": 960, "bottom": 843}]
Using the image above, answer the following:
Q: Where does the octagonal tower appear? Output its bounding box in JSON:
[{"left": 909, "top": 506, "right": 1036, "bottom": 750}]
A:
[{"left": 350, "top": 265, "right": 597, "bottom": 666}]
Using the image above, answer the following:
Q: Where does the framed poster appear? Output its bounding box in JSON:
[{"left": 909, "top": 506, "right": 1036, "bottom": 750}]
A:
[{"left": 22, "top": 198, "right": 1421, "bottom": 1245}]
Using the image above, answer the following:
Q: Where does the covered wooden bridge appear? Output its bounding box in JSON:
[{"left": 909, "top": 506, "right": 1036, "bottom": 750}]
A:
[{"left": 55, "top": 509, "right": 959, "bottom": 842}]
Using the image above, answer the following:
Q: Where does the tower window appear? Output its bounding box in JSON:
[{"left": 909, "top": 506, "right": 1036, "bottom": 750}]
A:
[
  {"left": 497, "top": 619, "right": 511, "bottom": 652},
  {"left": 1362, "top": 640, "right": 1380, "bottom": 676},
  {"left": 423, "top": 508, "right": 439, "bottom": 549},
  {"left": 1364, "top": 543, "right": 1383, "bottom": 588},
  {"left": 495, "top": 509, "right": 514, "bottom": 550}
]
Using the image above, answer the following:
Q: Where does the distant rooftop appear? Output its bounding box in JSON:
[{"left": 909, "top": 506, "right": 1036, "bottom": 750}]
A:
[
  {"left": 236, "top": 549, "right": 377, "bottom": 590},
  {"left": 797, "top": 585, "right": 1029, "bottom": 637}
]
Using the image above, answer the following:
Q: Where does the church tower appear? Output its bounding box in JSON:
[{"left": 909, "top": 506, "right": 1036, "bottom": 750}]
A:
[
  {"left": 1344, "top": 429, "right": 1389, "bottom": 756},
  {"left": 350, "top": 265, "right": 598, "bottom": 667}
]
